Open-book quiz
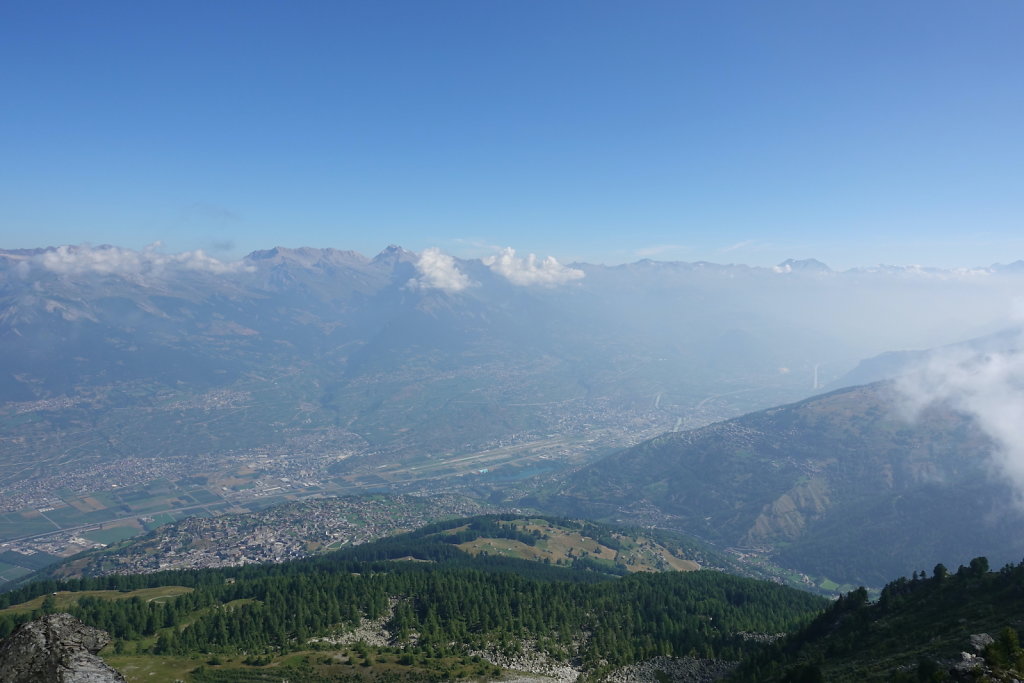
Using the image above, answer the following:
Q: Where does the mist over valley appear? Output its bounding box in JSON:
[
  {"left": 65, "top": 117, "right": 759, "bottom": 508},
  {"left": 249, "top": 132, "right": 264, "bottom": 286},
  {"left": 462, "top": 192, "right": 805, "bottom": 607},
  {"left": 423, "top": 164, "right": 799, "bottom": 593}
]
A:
[
  {"left": 3, "top": 243, "right": 1024, "bottom": 595},
  {"left": 4, "top": 3, "right": 1023, "bottom": 677}
]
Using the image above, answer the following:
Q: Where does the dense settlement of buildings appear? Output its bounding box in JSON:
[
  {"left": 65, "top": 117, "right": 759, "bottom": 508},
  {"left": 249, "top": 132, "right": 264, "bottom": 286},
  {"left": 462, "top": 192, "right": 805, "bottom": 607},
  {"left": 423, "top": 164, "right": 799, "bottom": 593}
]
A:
[{"left": 42, "top": 495, "right": 502, "bottom": 577}]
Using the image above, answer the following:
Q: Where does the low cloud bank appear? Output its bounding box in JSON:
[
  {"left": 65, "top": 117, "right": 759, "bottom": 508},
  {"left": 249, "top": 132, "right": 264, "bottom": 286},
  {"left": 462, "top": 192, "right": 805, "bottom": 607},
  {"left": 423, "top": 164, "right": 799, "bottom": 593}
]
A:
[
  {"left": 897, "top": 337, "right": 1024, "bottom": 499},
  {"left": 407, "top": 247, "right": 474, "bottom": 293},
  {"left": 26, "top": 244, "right": 251, "bottom": 277},
  {"left": 484, "top": 247, "right": 584, "bottom": 287}
]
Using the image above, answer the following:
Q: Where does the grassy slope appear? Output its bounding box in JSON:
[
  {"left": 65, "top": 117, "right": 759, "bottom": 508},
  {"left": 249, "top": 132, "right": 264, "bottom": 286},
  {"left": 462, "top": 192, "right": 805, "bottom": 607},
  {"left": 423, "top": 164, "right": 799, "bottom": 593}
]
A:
[
  {"left": 453, "top": 518, "right": 700, "bottom": 573},
  {"left": 0, "top": 586, "right": 193, "bottom": 614}
]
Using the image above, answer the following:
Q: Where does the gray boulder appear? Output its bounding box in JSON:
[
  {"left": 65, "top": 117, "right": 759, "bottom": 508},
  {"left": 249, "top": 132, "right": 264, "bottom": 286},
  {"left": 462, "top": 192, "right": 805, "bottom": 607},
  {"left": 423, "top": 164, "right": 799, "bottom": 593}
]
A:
[{"left": 0, "top": 612, "right": 127, "bottom": 682}]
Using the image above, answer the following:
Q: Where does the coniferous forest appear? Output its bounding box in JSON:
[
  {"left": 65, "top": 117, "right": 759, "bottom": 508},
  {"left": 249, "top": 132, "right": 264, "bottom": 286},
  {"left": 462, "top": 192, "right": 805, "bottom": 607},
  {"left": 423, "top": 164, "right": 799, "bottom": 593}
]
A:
[
  {"left": 0, "top": 522, "right": 827, "bottom": 681},
  {"left": 6, "top": 515, "right": 1024, "bottom": 681}
]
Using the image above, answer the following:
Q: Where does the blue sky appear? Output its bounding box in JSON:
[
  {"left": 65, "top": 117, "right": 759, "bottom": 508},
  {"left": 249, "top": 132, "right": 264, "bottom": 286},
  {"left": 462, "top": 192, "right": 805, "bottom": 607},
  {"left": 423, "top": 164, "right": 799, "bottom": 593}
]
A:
[{"left": 1, "top": 1, "right": 1021, "bottom": 268}]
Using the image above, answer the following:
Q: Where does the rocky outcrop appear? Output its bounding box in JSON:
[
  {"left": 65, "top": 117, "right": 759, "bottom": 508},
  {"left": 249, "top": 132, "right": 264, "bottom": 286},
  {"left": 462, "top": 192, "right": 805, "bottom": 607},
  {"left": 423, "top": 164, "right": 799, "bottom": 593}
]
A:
[
  {"left": 600, "top": 656, "right": 737, "bottom": 682},
  {"left": 0, "top": 612, "right": 126, "bottom": 682},
  {"left": 471, "top": 643, "right": 581, "bottom": 682},
  {"left": 743, "top": 476, "right": 832, "bottom": 545}
]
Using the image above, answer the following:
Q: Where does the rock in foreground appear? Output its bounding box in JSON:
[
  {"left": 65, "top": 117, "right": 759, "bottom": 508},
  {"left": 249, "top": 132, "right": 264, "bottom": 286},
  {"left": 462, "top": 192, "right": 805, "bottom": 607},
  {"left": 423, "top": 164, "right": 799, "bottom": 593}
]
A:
[{"left": 0, "top": 612, "right": 126, "bottom": 682}]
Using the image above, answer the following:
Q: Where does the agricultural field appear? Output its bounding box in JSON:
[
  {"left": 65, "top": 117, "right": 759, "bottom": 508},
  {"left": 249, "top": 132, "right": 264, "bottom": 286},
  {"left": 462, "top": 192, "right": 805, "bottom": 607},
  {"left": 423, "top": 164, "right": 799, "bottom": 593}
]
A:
[
  {"left": 0, "top": 561, "right": 31, "bottom": 582},
  {"left": 0, "top": 510, "right": 57, "bottom": 538}
]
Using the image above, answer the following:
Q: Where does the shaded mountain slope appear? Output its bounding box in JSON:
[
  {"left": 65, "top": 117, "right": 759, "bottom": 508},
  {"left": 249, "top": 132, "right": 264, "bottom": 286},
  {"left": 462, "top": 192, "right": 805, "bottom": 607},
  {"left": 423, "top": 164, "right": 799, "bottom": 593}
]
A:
[{"left": 540, "top": 382, "right": 1022, "bottom": 586}]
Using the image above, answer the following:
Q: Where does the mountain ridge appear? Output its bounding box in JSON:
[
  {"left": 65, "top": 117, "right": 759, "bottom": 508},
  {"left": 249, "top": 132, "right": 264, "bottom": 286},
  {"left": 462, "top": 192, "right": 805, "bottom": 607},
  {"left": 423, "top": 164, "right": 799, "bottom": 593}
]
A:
[{"left": 538, "top": 380, "right": 1021, "bottom": 586}]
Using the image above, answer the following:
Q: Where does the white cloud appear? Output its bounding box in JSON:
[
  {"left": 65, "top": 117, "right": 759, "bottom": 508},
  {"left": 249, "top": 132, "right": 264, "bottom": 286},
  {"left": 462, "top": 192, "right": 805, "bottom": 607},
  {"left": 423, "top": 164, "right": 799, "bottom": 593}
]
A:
[
  {"left": 31, "top": 243, "right": 252, "bottom": 277},
  {"left": 896, "top": 339, "right": 1024, "bottom": 500},
  {"left": 407, "top": 247, "right": 474, "bottom": 293},
  {"left": 483, "top": 247, "right": 584, "bottom": 287}
]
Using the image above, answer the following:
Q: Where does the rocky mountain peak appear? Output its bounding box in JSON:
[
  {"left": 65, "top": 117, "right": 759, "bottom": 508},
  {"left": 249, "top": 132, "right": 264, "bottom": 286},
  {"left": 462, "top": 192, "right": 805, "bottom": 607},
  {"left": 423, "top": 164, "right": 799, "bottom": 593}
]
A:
[
  {"left": 0, "top": 612, "right": 126, "bottom": 682},
  {"left": 775, "top": 258, "right": 831, "bottom": 273},
  {"left": 245, "top": 246, "right": 370, "bottom": 268},
  {"left": 372, "top": 244, "right": 417, "bottom": 265}
]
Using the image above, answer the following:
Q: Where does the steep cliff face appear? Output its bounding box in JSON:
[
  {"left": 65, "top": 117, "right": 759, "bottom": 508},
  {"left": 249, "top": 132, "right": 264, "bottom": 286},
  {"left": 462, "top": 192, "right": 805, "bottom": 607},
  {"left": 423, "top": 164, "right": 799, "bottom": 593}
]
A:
[{"left": 0, "top": 612, "right": 126, "bottom": 682}]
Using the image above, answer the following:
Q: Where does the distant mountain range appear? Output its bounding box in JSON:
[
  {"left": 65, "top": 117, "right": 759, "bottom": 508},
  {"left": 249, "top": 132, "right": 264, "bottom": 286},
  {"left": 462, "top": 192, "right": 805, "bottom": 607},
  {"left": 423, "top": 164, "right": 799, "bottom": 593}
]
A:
[
  {"left": 4, "top": 243, "right": 1024, "bottom": 584},
  {"left": 15, "top": 243, "right": 1011, "bottom": 504},
  {"left": 833, "top": 325, "right": 1024, "bottom": 388}
]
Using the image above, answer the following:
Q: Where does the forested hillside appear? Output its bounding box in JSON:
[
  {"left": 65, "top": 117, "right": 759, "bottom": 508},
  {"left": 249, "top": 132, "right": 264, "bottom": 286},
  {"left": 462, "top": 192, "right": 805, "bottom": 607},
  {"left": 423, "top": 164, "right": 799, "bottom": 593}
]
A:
[
  {"left": 542, "top": 382, "right": 1020, "bottom": 587},
  {"left": 735, "top": 557, "right": 1024, "bottom": 681},
  {"left": 0, "top": 528, "right": 826, "bottom": 682}
]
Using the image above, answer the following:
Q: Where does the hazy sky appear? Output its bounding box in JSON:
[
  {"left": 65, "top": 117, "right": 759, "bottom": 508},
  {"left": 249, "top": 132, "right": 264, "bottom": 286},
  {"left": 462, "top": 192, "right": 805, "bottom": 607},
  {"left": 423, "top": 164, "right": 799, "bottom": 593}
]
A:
[{"left": 1, "top": 1, "right": 1021, "bottom": 268}]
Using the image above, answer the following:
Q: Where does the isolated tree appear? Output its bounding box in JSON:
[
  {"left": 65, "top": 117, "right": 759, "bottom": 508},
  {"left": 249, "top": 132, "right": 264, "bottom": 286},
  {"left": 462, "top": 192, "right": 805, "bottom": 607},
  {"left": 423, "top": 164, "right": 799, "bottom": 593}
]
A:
[{"left": 40, "top": 595, "right": 57, "bottom": 614}]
